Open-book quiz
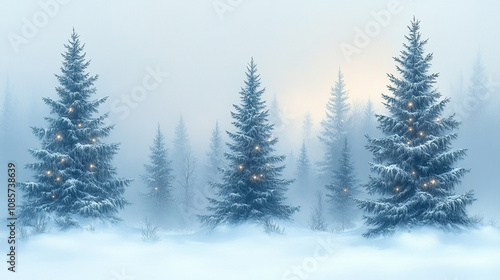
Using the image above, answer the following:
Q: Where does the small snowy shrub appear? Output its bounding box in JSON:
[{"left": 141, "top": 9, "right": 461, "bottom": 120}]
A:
[{"left": 141, "top": 217, "right": 160, "bottom": 242}]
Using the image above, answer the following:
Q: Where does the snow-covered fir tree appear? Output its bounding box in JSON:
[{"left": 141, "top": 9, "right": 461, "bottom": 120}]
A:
[
  {"left": 206, "top": 121, "right": 224, "bottom": 183},
  {"left": 296, "top": 140, "right": 311, "bottom": 191},
  {"left": 310, "top": 191, "right": 327, "bottom": 231},
  {"left": 173, "top": 116, "right": 197, "bottom": 209},
  {"left": 142, "top": 124, "right": 174, "bottom": 218},
  {"left": 20, "top": 30, "right": 130, "bottom": 227},
  {"left": 325, "top": 137, "right": 358, "bottom": 231},
  {"left": 201, "top": 58, "right": 299, "bottom": 227},
  {"left": 318, "top": 69, "right": 351, "bottom": 177},
  {"left": 358, "top": 19, "right": 475, "bottom": 237}
]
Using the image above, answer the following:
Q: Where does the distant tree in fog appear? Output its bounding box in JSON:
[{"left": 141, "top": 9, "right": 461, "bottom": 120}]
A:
[
  {"left": 302, "top": 112, "right": 313, "bottom": 143},
  {"left": 142, "top": 124, "right": 174, "bottom": 219},
  {"left": 310, "top": 191, "right": 327, "bottom": 231},
  {"left": 296, "top": 140, "right": 311, "bottom": 192},
  {"left": 206, "top": 121, "right": 224, "bottom": 183},
  {"left": 173, "top": 116, "right": 197, "bottom": 209},
  {"left": 318, "top": 69, "right": 351, "bottom": 178},
  {"left": 325, "top": 137, "right": 358, "bottom": 231}
]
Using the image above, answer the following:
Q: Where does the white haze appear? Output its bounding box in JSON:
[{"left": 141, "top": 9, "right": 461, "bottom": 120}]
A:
[{"left": 0, "top": 0, "right": 500, "bottom": 278}]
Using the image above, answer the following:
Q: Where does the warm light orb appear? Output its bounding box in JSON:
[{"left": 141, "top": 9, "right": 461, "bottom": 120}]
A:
[
  {"left": 259, "top": 174, "right": 263, "bottom": 178},
  {"left": 266, "top": 163, "right": 270, "bottom": 167},
  {"left": 238, "top": 164, "right": 243, "bottom": 170},
  {"left": 430, "top": 179, "right": 436, "bottom": 184},
  {"left": 89, "top": 164, "right": 95, "bottom": 169},
  {"left": 61, "top": 158, "right": 65, "bottom": 163},
  {"left": 409, "top": 118, "right": 413, "bottom": 122},
  {"left": 412, "top": 171, "right": 416, "bottom": 175},
  {"left": 154, "top": 187, "right": 158, "bottom": 191},
  {"left": 68, "top": 107, "right": 73, "bottom": 112},
  {"left": 423, "top": 183, "right": 428, "bottom": 187},
  {"left": 419, "top": 132, "right": 424, "bottom": 136},
  {"left": 395, "top": 187, "right": 400, "bottom": 192},
  {"left": 255, "top": 146, "right": 260, "bottom": 150},
  {"left": 408, "top": 102, "right": 413, "bottom": 107},
  {"left": 267, "top": 138, "right": 272, "bottom": 142},
  {"left": 78, "top": 123, "right": 82, "bottom": 127},
  {"left": 46, "top": 170, "right": 52, "bottom": 175},
  {"left": 92, "top": 138, "right": 96, "bottom": 143},
  {"left": 407, "top": 141, "right": 411, "bottom": 145},
  {"left": 343, "top": 188, "right": 347, "bottom": 192},
  {"left": 436, "top": 117, "right": 440, "bottom": 122},
  {"left": 252, "top": 175, "right": 257, "bottom": 180},
  {"left": 56, "top": 134, "right": 62, "bottom": 140},
  {"left": 409, "top": 127, "right": 413, "bottom": 132},
  {"left": 52, "top": 195, "right": 55, "bottom": 199},
  {"left": 56, "top": 177, "right": 61, "bottom": 182}
]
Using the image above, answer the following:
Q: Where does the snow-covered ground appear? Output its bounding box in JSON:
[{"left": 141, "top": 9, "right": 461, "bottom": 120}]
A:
[{"left": 1, "top": 224, "right": 499, "bottom": 280}]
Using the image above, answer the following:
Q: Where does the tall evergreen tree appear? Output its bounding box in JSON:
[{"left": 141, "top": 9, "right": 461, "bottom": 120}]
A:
[
  {"left": 20, "top": 30, "right": 130, "bottom": 226},
  {"left": 318, "top": 69, "right": 350, "bottom": 176},
  {"left": 206, "top": 121, "right": 224, "bottom": 183},
  {"left": 296, "top": 140, "right": 311, "bottom": 190},
  {"left": 358, "top": 19, "right": 475, "bottom": 237},
  {"left": 325, "top": 137, "right": 358, "bottom": 231},
  {"left": 142, "top": 124, "right": 174, "bottom": 217},
  {"left": 201, "top": 58, "right": 299, "bottom": 227}
]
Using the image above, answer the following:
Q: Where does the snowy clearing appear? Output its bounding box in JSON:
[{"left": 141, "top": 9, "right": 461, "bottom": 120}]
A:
[{"left": 1, "top": 224, "right": 499, "bottom": 280}]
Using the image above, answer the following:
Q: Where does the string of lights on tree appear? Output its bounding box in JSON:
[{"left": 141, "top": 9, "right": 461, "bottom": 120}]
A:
[{"left": 46, "top": 97, "right": 101, "bottom": 199}]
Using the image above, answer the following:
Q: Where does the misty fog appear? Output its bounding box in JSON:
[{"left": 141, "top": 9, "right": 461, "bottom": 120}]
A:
[{"left": 2, "top": 1, "right": 500, "bottom": 279}]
